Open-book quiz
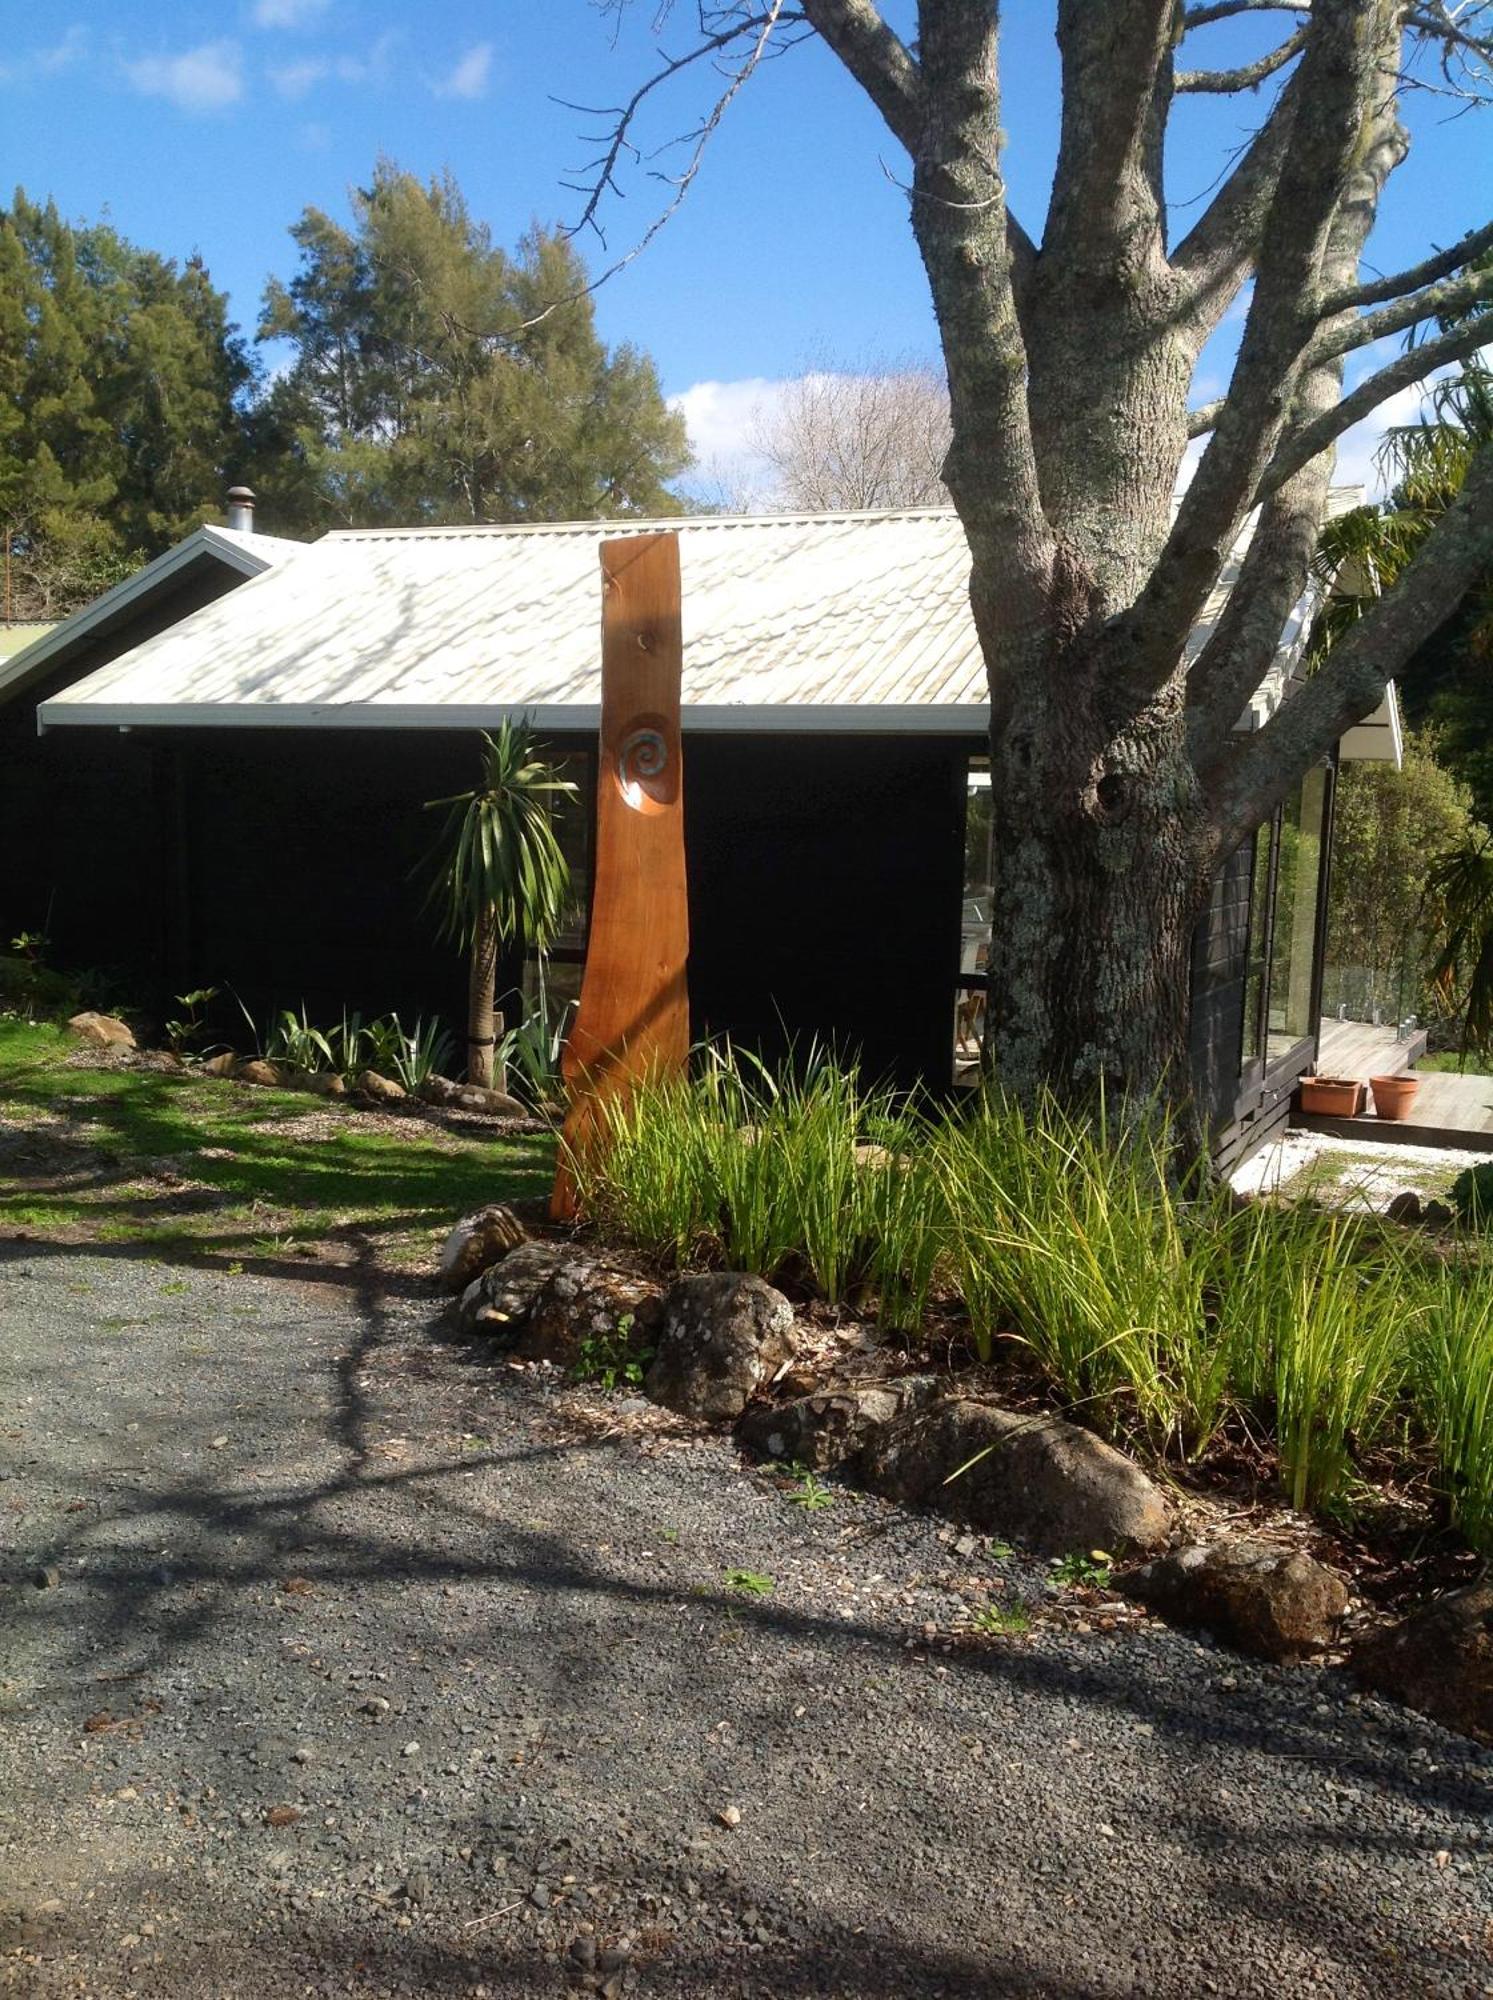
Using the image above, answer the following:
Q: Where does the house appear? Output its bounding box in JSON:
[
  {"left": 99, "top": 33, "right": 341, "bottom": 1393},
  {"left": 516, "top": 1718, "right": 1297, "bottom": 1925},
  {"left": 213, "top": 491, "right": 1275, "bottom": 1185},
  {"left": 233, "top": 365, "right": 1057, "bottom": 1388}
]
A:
[{"left": 0, "top": 494, "right": 1399, "bottom": 1165}]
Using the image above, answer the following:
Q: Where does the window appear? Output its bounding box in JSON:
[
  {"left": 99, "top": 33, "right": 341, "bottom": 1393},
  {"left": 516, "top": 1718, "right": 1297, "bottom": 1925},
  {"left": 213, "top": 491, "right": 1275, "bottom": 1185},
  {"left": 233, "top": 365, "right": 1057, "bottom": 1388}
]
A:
[
  {"left": 955, "top": 761, "right": 994, "bottom": 1074},
  {"left": 1266, "top": 764, "right": 1328, "bottom": 1062},
  {"left": 1239, "top": 762, "right": 1331, "bottom": 1079}
]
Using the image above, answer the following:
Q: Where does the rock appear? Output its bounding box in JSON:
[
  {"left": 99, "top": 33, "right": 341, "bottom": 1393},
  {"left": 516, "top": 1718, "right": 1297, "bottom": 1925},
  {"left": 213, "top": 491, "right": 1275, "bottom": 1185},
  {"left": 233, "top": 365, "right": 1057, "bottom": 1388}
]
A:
[
  {"left": 236, "top": 1059, "right": 285, "bottom": 1088},
  {"left": 716, "top": 1805, "right": 742, "bottom": 1829},
  {"left": 459, "top": 1242, "right": 574, "bottom": 1333},
  {"left": 457, "top": 1241, "right": 661, "bottom": 1368},
  {"left": 361, "top": 1696, "right": 391, "bottom": 1721},
  {"left": 519, "top": 1254, "right": 660, "bottom": 1368},
  {"left": 31, "top": 1565, "right": 61, "bottom": 1590},
  {"left": 356, "top": 1069, "right": 407, "bottom": 1104},
  {"left": 437, "top": 1204, "right": 527, "bottom": 1293},
  {"left": 735, "top": 1378, "right": 938, "bottom": 1472},
  {"left": 1386, "top": 1190, "right": 1423, "bottom": 1225},
  {"left": 1348, "top": 1583, "right": 1493, "bottom": 1744},
  {"left": 859, "top": 1397, "right": 1172, "bottom": 1556},
  {"left": 66, "top": 1010, "right": 135, "bottom": 1051},
  {"left": 202, "top": 1051, "right": 238, "bottom": 1078},
  {"left": 1121, "top": 1540, "right": 1349, "bottom": 1662},
  {"left": 419, "top": 1074, "right": 526, "bottom": 1117},
  {"left": 645, "top": 1274, "right": 797, "bottom": 1423}
]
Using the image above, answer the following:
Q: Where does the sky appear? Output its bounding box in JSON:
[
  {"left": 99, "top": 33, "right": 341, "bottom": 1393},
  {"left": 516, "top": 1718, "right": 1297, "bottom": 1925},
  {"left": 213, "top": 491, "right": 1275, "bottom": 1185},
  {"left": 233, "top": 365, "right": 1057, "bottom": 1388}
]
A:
[{"left": 2, "top": 2, "right": 1488, "bottom": 502}]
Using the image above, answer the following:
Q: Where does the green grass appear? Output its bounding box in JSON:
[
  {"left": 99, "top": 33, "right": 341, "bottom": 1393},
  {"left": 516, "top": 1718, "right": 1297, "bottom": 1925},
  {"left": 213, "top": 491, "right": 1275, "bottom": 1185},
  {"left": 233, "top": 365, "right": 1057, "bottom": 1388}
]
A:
[
  {"left": 1417, "top": 1051, "right": 1493, "bottom": 1076},
  {"left": 0, "top": 1016, "right": 553, "bottom": 1270}
]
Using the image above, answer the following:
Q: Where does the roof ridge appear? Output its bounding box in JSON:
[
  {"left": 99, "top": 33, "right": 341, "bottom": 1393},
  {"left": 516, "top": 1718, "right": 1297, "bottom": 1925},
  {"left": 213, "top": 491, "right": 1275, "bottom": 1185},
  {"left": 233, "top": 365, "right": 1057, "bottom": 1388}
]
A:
[{"left": 324, "top": 505, "right": 963, "bottom": 542}]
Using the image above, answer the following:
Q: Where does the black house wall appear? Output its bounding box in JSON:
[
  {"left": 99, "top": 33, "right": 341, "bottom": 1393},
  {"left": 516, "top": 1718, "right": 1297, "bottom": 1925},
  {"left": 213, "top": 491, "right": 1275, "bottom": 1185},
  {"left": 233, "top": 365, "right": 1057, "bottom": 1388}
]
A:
[
  {"left": 0, "top": 567, "right": 249, "bottom": 993},
  {"left": 11, "top": 723, "right": 971, "bottom": 1092}
]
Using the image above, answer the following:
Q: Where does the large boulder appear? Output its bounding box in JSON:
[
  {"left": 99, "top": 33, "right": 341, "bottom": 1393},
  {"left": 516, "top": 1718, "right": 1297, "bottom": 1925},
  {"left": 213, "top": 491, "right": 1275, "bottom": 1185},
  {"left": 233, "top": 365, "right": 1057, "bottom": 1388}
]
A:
[
  {"left": 1121, "top": 1541, "right": 1348, "bottom": 1663},
  {"left": 236, "top": 1058, "right": 286, "bottom": 1088},
  {"left": 736, "top": 1379, "right": 939, "bottom": 1472},
  {"left": 859, "top": 1397, "right": 1172, "bottom": 1556},
  {"left": 645, "top": 1274, "right": 797, "bottom": 1423},
  {"left": 1348, "top": 1583, "right": 1493, "bottom": 1744},
  {"left": 419, "top": 1074, "right": 527, "bottom": 1117},
  {"left": 67, "top": 1010, "right": 135, "bottom": 1052},
  {"left": 458, "top": 1242, "right": 662, "bottom": 1368},
  {"left": 459, "top": 1242, "right": 572, "bottom": 1333},
  {"left": 357, "top": 1069, "right": 408, "bottom": 1105},
  {"left": 438, "top": 1204, "right": 527, "bottom": 1292}
]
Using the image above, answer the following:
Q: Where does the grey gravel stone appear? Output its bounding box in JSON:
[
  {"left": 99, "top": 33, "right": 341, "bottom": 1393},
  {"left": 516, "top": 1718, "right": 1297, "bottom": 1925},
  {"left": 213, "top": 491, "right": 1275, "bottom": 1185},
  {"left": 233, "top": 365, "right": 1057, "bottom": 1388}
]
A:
[{"left": 2, "top": 1246, "right": 1491, "bottom": 1999}]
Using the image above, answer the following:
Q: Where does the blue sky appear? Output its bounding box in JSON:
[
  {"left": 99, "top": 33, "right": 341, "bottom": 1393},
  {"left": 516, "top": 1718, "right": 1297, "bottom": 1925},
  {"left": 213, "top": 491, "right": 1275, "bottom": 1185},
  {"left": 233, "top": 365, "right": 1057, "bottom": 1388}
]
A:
[{"left": 2, "top": 2, "right": 1486, "bottom": 496}]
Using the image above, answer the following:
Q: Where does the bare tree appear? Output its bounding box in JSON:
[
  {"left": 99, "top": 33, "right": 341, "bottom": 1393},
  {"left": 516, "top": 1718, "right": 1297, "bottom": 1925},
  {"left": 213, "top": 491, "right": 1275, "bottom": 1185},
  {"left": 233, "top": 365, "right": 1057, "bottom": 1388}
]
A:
[
  {"left": 571, "top": 0, "right": 1493, "bottom": 1121},
  {"left": 748, "top": 359, "right": 952, "bottom": 510}
]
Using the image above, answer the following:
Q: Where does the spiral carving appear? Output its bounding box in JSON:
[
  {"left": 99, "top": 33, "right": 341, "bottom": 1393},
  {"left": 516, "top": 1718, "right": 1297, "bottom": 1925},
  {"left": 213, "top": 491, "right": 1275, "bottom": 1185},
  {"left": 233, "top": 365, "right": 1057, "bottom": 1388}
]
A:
[{"left": 619, "top": 727, "right": 668, "bottom": 787}]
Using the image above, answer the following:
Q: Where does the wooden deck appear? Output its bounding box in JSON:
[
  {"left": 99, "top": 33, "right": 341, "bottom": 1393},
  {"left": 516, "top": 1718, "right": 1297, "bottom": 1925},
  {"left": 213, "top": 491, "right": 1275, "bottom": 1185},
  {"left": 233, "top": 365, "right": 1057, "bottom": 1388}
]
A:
[
  {"left": 1316, "top": 1017, "right": 1426, "bottom": 1080},
  {"left": 1297, "top": 1018, "right": 1493, "bottom": 1150}
]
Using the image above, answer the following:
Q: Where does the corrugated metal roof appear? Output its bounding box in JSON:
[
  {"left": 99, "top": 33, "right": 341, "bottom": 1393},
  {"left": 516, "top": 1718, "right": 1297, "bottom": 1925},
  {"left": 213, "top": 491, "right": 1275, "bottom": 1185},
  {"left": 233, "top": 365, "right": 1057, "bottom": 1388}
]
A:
[
  {"left": 37, "top": 497, "right": 1364, "bottom": 734},
  {"left": 40, "top": 510, "right": 984, "bottom": 731},
  {"left": 3, "top": 524, "right": 299, "bottom": 707}
]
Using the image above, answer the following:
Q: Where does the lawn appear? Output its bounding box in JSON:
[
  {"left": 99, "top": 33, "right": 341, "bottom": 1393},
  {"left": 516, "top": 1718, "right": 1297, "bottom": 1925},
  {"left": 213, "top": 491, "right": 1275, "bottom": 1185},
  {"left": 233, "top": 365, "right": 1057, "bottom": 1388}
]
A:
[
  {"left": 0, "top": 1019, "right": 554, "bottom": 1273},
  {"left": 1418, "top": 1050, "right": 1493, "bottom": 1076}
]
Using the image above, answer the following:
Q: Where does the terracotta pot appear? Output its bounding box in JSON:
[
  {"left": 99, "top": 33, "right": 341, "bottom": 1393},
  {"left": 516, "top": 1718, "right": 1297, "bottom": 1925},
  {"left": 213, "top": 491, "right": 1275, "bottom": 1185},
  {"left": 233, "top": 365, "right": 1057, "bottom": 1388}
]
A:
[
  {"left": 1369, "top": 1073, "right": 1422, "bottom": 1122},
  {"left": 1298, "top": 1076, "right": 1366, "bottom": 1117}
]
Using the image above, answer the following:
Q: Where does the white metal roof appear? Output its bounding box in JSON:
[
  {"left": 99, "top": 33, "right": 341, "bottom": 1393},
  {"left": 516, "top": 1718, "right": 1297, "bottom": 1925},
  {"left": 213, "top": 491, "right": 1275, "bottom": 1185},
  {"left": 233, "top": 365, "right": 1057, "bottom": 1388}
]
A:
[
  {"left": 37, "top": 510, "right": 986, "bottom": 734},
  {"left": 36, "top": 497, "right": 1372, "bottom": 739},
  {"left": 2, "top": 524, "right": 298, "bottom": 707}
]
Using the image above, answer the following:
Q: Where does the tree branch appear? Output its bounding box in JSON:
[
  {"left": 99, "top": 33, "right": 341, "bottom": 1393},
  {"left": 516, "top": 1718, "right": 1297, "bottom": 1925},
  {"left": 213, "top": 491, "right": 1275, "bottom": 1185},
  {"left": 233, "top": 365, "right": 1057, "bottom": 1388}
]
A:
[
  {"left": 1187, "top": 101, "right": 1402, "bottom": 762},
  {"left": 1307, "top": 259, "right": 1493, "bottom": 365},
  {"left": 1127, "top": 1, "right": 1393, "bottom": 685},
  {"left": 907, "top": 0, "right": 1053, "bottom": 650},
  {"left": 1188, "top": 398, "right": 1224, "bottom": 438},
  {"left": 1209, "top": 442, "right": 1493, "bottom": 851},
  {"left": 1168, "top": 66, "right": 1304, "bottom": 337},
  {"left": 1322, "top": 217, "right": 1493, "bottom": 313},
  {"left": 1259, "top": 313, "right": 1493, "bottom": 497},
  {"left": 1176, "top": 26, "right": 1307, "bottom": 92},
  {"left": 800, "top": 0, "right": 921, "bottom": 150},
  {"left": 1183, "top": 1, "right": 1309, "bottom": 26}
]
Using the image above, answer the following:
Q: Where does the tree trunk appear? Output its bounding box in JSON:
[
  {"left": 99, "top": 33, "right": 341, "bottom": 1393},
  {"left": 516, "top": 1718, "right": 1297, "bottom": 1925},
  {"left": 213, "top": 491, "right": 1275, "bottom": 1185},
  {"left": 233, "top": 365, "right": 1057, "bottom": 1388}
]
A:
[
  {"left": 978, "top": 598, "right": 1217, "bottom": 1116},
  {"left": 466, "top": 907, "right": 499, "bottom": 1088}
]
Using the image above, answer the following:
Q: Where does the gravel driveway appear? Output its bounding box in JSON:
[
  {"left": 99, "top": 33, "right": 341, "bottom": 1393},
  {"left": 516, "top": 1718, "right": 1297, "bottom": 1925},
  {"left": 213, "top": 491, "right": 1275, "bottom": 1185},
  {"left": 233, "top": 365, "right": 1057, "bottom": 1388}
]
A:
[{"left": 3, "top": 1243, "right": 1492, "bottom": 1999}]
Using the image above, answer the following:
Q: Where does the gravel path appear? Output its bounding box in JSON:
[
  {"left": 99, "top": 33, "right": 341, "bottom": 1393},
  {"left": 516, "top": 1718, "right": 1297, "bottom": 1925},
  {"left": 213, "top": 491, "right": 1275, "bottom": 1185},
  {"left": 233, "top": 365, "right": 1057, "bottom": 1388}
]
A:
[{"left": 3, "top": 1244, "right": 1492, "bottom": 1999}]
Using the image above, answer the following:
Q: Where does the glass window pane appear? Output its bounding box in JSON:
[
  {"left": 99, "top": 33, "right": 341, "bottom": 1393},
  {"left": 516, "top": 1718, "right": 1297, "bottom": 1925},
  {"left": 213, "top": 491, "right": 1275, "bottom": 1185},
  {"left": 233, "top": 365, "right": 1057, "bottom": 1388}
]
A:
[
  {"left": 1242, "top": 826, "right": 1272, "bottom": 1069},
  {"left": 1267, "top": 765, "right": 1328, "bottom": 1063},
  {"left": 956, "top": 761, "right": 993, "bottom": 1074}
]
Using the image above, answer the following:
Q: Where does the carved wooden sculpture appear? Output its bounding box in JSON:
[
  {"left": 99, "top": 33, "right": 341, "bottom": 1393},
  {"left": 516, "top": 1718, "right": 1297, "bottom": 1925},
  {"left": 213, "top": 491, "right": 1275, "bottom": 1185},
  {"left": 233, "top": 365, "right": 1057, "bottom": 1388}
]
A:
[{"left": 550, "top": 533, "right": 689, "bottom": 1220}]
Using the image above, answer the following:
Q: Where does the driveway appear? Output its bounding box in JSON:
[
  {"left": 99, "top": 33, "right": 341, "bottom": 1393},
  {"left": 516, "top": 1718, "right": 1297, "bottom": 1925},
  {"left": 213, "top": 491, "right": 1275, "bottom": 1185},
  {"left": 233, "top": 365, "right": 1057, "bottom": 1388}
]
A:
[{"left": 2, "top": 1245, "right": 1491, "bottom": 1998}]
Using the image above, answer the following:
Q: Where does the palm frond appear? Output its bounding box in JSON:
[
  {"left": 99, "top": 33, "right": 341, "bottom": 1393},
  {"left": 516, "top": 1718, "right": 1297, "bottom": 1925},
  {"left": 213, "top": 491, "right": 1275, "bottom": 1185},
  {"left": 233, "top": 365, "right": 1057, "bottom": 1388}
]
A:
[{"left": 418, "top": 716, "right": 578, "bottom": 955}]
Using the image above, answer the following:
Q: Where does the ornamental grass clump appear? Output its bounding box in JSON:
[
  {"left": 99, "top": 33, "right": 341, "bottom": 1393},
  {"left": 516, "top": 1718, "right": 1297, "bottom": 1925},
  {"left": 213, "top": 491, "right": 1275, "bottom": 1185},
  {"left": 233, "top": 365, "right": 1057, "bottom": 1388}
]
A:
[
  {"left": 576, "top": 1046, "right": 912, "bottom": 1302},
  {"left": 1219, "top": 1205, "right": 1411, "bottom": 1512},
  {"left": 934, "top": 1092, "right": 1230, "bottom": 1452},
  {"left": 1413, "top": 1261, "right": 1493, "bottom": 1554}
]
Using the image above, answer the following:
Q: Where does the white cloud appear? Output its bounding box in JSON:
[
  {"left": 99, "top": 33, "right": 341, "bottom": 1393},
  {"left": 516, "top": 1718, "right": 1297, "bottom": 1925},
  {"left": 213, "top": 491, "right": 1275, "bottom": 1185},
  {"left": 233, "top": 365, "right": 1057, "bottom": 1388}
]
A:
[
  {"left": 433, "top": 42, "right": 494, "bottom": 100},
  {"left": 252, "top": 0, "right": 330, "bottom": 26},
  {"left": 123, "top": 40, "right": 244, "bottom": 114},
  {"left": 271, "top": 31, "right": 397, "bottom": 96},
  {"left": 0, "top": 25, "right": 88, "bottom": 84},
  {"left": 270, "top": 57, "right": 325, "bottom": 98},
  {"left": 669, "top": 377, "right": 785, "bottom": 508}
]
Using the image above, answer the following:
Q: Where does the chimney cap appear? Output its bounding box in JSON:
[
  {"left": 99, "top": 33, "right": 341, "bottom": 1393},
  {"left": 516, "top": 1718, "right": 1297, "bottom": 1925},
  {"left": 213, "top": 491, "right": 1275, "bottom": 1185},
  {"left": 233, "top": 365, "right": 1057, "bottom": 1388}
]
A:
[{"left": 224, "top": 485, "right": 256, "bottom": 533}]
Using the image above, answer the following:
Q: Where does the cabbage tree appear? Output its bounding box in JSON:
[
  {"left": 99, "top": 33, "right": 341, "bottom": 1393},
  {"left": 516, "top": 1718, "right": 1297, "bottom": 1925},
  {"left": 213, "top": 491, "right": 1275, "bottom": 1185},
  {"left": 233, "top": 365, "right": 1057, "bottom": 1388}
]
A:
[{"left": 423, "top": 720, "right": 576, "bottom": 1088}]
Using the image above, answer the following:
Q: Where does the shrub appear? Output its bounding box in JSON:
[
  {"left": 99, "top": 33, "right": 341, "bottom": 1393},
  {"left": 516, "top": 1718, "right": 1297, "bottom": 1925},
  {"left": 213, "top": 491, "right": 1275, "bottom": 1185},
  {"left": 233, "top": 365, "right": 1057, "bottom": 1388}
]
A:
[{"left": 1451, "top": 1161, "right": 1493, "bottom": 1227}]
